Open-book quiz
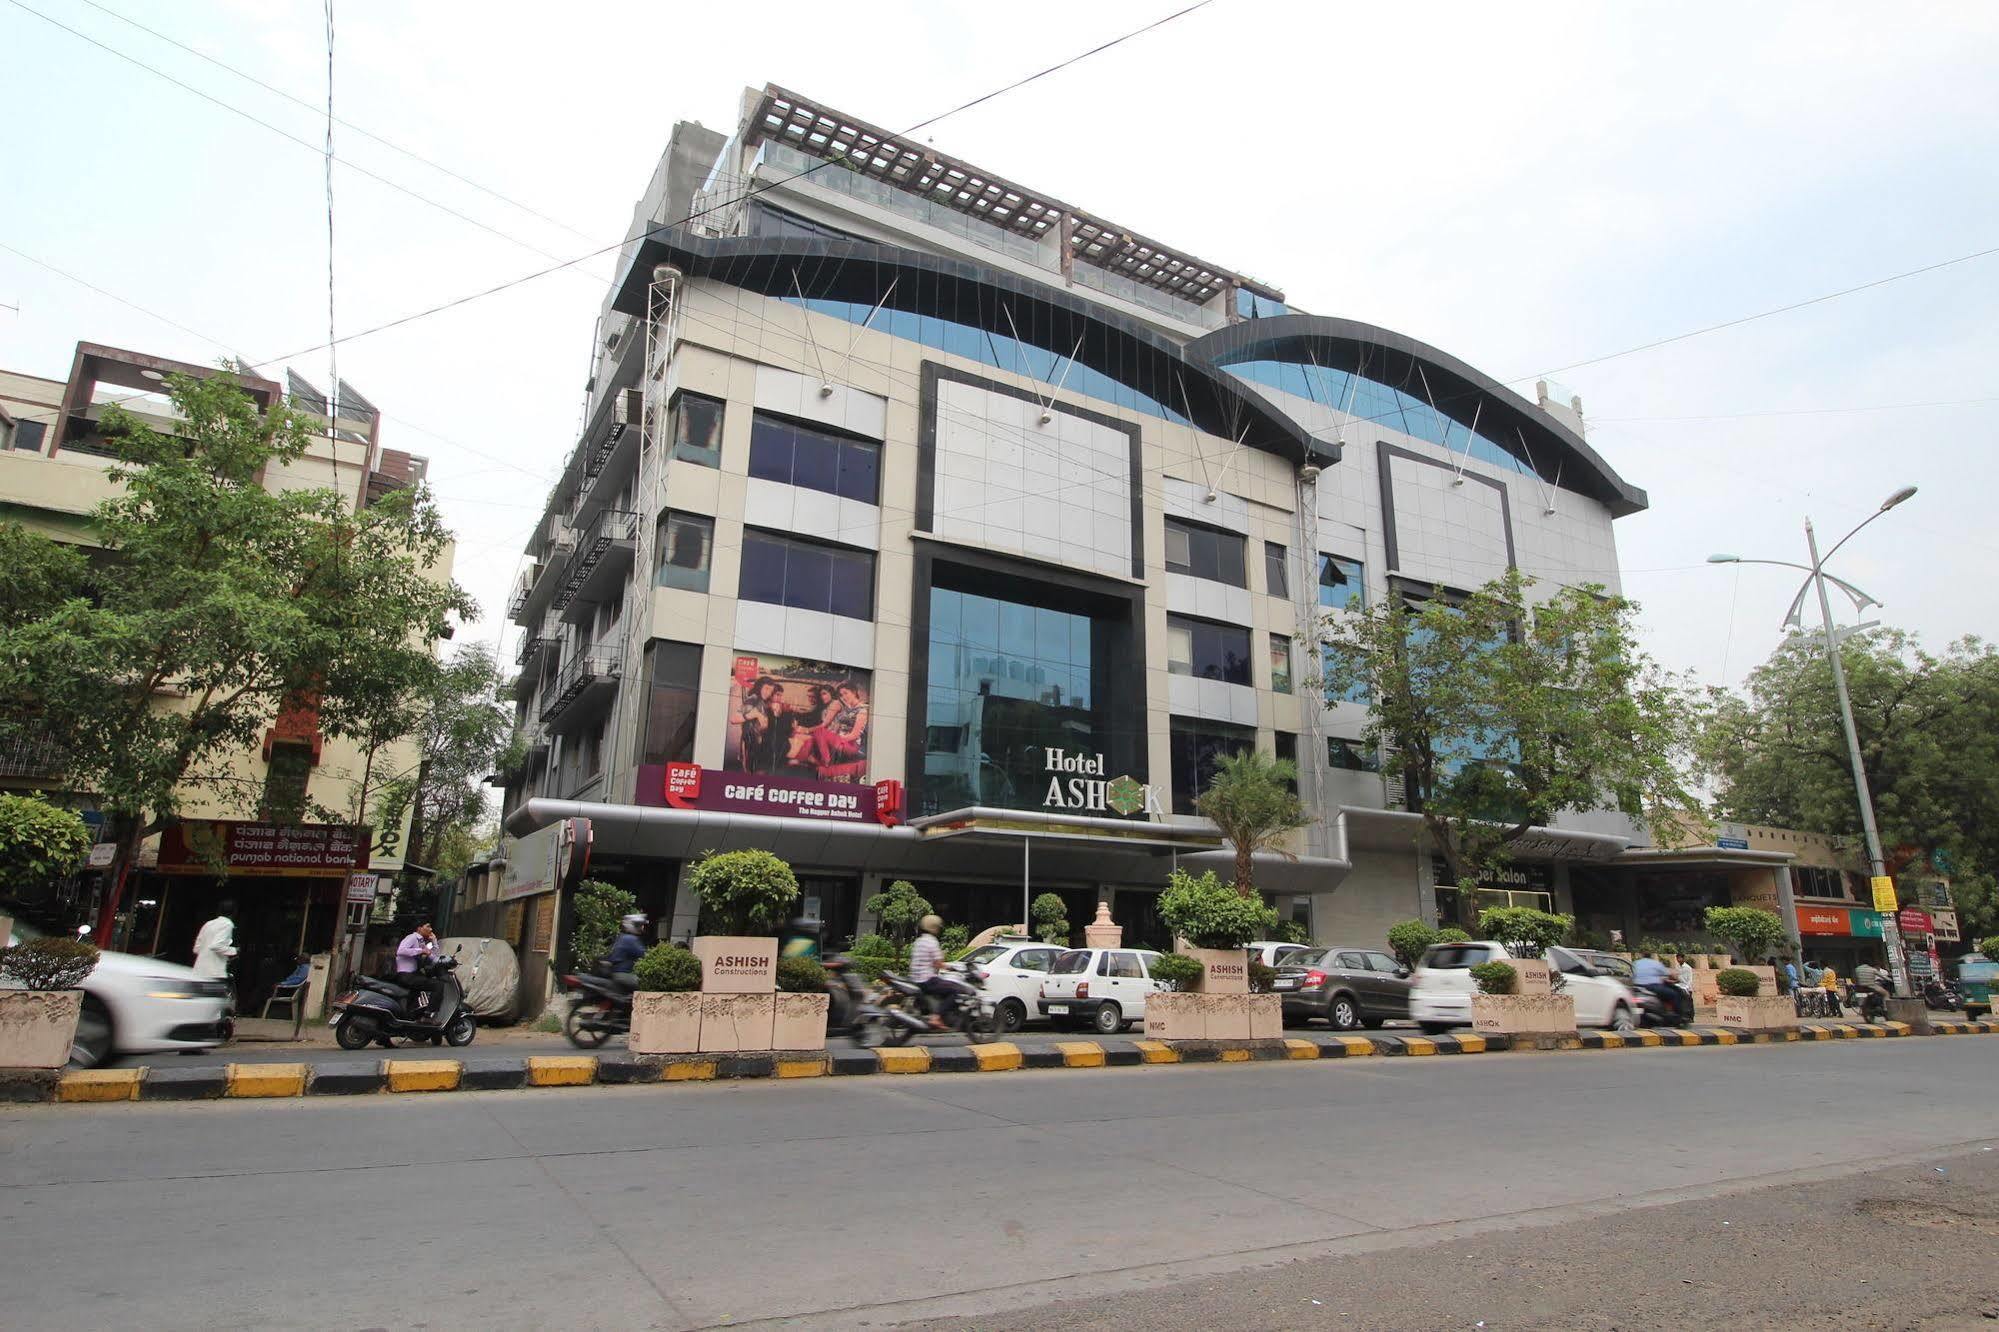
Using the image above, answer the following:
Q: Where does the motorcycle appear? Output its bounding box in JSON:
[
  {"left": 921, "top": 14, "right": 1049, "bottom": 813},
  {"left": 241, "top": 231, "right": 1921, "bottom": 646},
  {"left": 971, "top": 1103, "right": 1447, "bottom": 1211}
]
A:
[
  {"left": 1845, "top": 981, "right": 1890, "bottom": 1023},
  {"left": 1634, "top": 981, "right": 1690, "bottom": 1028},
  {"left": 561, "top": 962, "right": 634, "bottom": 1048},
  {"left": 330, "top": 950, "right": 475, "bottom": 1050},
  {"left": 1921, "top": 977, "right": 1962, "bottom": 1011},
  {"left": 821, "top": 953, "right": 885, "bottom": 1040},
  {"left": 863, "top": 964, "right": 998, "bottom": 1047}
]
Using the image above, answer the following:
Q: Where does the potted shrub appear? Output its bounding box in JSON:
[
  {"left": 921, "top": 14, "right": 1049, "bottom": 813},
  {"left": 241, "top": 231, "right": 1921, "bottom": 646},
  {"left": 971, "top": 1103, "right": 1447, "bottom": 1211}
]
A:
[
  {"left": 772, "top": 956, "right": 830, "bottom": 1051},
  {"left": 1155, "top": 869, "right": 1279, "bottom": 1040},
  {"left": 1713, "top": 964, "right": 1795, "bottom": 1033},
  {"left": 0, "top": 936, "right": 100, "bottom": 1068},
  {"left": 628, "top": 944, "right": 702, "bottom": 1055},
  {"left": 1464, "top": 921, "right": 1579, "bottom": 1039},
  {"left": 1387, "top": 919, "right": 1440, "bottom": 970},
  {"left": 687, "top": 850, "right": 797, "bottom": 995},
  {"left": 1030, "top": 893, "right": 1070, "bottom": 946}
]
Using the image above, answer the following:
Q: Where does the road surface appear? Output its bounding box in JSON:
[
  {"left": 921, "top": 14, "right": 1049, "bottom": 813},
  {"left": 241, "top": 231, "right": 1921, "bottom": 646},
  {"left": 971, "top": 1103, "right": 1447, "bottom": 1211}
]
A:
[{"left": 3, "top": 1038, "right": 1994, "bottom": 1330}]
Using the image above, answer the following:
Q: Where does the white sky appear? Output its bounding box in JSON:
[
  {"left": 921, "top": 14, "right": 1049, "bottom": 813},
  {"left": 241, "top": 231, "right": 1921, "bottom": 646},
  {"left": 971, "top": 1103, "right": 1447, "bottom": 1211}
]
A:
[{"left": 3, "top": 0, "right": 1995, "bottom": 691}]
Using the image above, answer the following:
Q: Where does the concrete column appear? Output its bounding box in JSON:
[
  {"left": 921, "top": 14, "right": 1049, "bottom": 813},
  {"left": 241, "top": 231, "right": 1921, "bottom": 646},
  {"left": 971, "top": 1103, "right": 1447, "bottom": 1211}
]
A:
[
  {"left": 1551, "top": 861, "right": 1574, "bottom": 916},
  {"left": 668, "top": 863, "right": 702, "bottom": 943},
  {"left": 854, "top": 871, "right": 886, "bottom": 937},
  {"left": 1775, "top": 864, "right": 1803, "bottom": 950}
]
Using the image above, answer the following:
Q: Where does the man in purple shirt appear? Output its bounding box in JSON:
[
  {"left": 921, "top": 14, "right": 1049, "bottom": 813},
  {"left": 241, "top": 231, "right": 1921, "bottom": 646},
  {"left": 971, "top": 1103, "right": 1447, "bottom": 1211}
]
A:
[{"left": 395, "top": 922, "right": 439, "bottom": 973}]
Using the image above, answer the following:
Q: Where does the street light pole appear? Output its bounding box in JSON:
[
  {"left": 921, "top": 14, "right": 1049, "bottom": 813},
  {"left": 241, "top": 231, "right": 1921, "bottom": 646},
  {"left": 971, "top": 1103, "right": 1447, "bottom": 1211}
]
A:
[
  {"left": 1709, "top": 484, "right": 1918, "bottom": 998},
  {"left": 1803, "top": 516, "right": 1908, "bottom": 998}
]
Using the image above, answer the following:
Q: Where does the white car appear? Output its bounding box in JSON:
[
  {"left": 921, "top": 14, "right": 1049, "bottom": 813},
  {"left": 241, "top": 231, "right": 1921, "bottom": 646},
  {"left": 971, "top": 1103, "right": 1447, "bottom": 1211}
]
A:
[
  {"left": 957, "top": 937, "right": 1066, "bottom": 1034},
  {"left": 1037, "top": 946, "right": 1166, "bottom": 1035},
  {"left": 1246, "top": 941, "right": 1314, "bottom": 968},
  {"left": 1409, "top": 940, "right": 1640, "bottom": 1034},
  {"left": 9, "top": 924, "right": 231, "bottom": 1067}
]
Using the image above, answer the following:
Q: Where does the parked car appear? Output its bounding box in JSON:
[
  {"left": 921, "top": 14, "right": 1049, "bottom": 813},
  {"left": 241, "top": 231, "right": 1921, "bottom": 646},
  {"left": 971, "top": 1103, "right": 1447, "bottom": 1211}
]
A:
[
  {"left": 1409, "top": 940, "right": 1639, "bottom": 1034},
  {"left": 1037, "top": 946, "right": 1165, "bottom": 1035},
  {"left": 1246, "top": 941, "right": 1314, "bottom": 968},
  {"left": 1271, "top": 946, "right": 1412, "bottom": 1030},
  {"left": 8, "top": 924, "right": 231, "bottom": 1067},
  {"left": 957, "top": 936, "right": 1066, "bottom": 1033}
]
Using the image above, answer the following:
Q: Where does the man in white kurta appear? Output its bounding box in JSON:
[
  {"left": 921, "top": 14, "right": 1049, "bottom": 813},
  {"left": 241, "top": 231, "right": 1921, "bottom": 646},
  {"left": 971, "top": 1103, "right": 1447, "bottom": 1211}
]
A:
[{"left": 191, "top": 906, "right": 237, "bottom": 981}]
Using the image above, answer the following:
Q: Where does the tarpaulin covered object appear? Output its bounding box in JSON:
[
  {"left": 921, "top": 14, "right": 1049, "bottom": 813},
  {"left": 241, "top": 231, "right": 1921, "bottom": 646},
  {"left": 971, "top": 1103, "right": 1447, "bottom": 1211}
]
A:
[{"left": 443, "top": 937, "right": 519, "bottom": 1023}]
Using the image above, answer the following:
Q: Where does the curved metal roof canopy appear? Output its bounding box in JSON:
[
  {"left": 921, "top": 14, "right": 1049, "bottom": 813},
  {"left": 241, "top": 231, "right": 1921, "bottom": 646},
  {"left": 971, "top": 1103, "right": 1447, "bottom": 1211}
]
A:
[
  {"left": 612, "top": 232, "right": 1328, "bottom": 465},
  {"left": 1189, "top": 315, "right": 1646, "bottom": 515}
]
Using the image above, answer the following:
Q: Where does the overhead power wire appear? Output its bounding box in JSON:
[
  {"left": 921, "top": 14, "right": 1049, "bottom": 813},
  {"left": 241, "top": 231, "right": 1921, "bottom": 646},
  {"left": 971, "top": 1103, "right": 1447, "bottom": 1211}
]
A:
[
  {"left": 70, "top": 0, "right": 595, "bottom": 241},
  {"left": 256, "top": 0, "right": 1218, "bottom": 363},
  {"left": 2, "top": 0, "right": 579, "bottom": 266}
]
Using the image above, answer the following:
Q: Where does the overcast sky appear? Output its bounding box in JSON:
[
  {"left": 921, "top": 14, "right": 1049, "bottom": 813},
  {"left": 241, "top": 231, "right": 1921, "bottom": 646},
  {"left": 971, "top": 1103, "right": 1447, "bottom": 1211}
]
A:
[{"left": 3, "top": 0, "right": 1994, "bottom": 692}]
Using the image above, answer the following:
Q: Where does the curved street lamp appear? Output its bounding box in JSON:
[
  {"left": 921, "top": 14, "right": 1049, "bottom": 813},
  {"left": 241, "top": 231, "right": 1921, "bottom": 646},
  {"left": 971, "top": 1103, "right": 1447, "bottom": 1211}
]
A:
[{"left": 1709, "top": 486, "right": 1919, "bottom": 998}]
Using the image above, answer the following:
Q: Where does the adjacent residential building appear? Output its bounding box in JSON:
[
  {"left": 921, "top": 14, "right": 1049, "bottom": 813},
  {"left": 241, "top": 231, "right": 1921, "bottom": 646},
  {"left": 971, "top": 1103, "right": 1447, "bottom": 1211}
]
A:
[
  {"left": 497, "top": 84, "right": 1653, "bottom": 969},
  {"left": 0, "top": 342, "right": 451, "bottom": 1007}
]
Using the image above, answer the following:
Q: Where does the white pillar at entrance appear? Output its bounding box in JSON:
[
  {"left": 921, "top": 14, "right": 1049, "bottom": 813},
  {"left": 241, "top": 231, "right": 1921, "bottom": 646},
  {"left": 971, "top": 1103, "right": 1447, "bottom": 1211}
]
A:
[{"left": 668, "top": 863, "right": 702, "bottom": 944}]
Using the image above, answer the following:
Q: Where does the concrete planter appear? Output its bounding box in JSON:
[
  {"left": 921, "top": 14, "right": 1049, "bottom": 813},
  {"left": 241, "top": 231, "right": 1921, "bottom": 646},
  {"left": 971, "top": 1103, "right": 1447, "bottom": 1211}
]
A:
[
  {"left": 1470, "top": 992, "right": 1577, "bottom": 1036},
  {"left": 1144, "top": 991, "right": 1207, "bottom": 1040},
  {"left": 630, "top": 992, "right": 701, "bottom": 1054},
  {"left": 1201, "top": 992, "right": 1255, "bottom": 1040},
  {"left": 772, "top": 992, "right": 829, "bottom": 1051},
  {"left": 0, "top": 990, "right": 82, "bottom": 1069},
  {"left": 1185, "top": 947, "right": 1249, "bottom": 995},
  {"left": 691, "top": 936, "right": 777, "bottom": 994},
  {"left": 1509, "top": 958, "right": 1554, "bottom": 995},
  {"left": 1246, "top": 993, "right": 1282, "bottom": 1040},
  {"left": 1715, "top": 995, "right": 1796, "bottom": 1032},
  {"left": 696, "top": 993, "right": 776, "bottom": 1052}
]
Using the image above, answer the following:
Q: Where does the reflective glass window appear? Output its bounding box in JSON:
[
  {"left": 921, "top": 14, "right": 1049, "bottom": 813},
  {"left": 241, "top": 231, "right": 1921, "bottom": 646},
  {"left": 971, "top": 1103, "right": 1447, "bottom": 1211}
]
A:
[
  {"left": 738, "top": 529, "right": 875, "bottom": 620},
  {"left": 1269, "top": 633, "right": 1293, "bottom": 694},
  {"left": 641, "top": 640, "right": 702, "bottom": 766},
  {"left": 1264, "top": 541, "right": 1289, "bottom": 598},
  {"left": 673, "top": 392, "right": 724, "bottom": 468},
  {"left": 1319, "top": 553, "right": 1365, "bottom": 611},
  {"left": 1163, "top": 518, "right": 1247, "bottom": 587},
  {"left": 1168, "top": 718, "right": 1255, "bottom": 814},
  {"left": 1321, "top": 644, "right": 1371, "bottom": 705},
  {"left": 655, "top": 511, "right": 713, "bottom": 591},
  {"left": 1166, "top": 616, "right": 1250, "bottom": 685},
  {"left": 1328, "top": 737, "right": 1379, "bottom": 772},
  {"left": 748, "top": 412, "right": 882, "bottom": 504}
]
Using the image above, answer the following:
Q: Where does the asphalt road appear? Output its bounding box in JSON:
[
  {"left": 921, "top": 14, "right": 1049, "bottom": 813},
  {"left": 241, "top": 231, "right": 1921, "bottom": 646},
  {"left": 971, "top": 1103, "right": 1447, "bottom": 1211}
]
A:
[{"left": 4, "top": 1039, "right": 1994, "bottom": 1330}]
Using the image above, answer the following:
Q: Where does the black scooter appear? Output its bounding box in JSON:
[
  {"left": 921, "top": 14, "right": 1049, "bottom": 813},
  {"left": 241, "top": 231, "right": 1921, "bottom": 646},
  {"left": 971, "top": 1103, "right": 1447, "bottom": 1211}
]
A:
[{"left": 331, "top": 951, "right": 475, "bottom": 1049}]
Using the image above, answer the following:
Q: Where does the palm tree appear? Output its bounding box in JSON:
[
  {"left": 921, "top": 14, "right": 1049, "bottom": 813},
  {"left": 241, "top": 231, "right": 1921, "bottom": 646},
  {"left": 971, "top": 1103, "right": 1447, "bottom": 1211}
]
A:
[{"left": 1196, "top": 750, "right": 1313, "bottom": 897}]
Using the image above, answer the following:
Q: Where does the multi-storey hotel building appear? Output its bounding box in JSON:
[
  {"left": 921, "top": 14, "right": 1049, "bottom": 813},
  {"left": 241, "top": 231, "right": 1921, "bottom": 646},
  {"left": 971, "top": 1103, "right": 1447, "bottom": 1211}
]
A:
[{"left": 493, "top": 85, "right": 1650, "bottom": 959}]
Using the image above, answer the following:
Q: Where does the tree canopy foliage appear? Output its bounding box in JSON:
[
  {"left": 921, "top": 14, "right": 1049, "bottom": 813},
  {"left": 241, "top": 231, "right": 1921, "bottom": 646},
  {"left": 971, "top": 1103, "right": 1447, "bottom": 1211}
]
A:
[
  {"left": 1195, "top": 749, "right": 1310, "bottom": 896},
  {"left": 1702, "top": 631, "right": 1999, "bottom": 937},
  {"left": 0, "top": 369, "right": 470, "bottom": 935},
  {"left": 1319, "top": 569, "right": 1701, "bottom": 920}
]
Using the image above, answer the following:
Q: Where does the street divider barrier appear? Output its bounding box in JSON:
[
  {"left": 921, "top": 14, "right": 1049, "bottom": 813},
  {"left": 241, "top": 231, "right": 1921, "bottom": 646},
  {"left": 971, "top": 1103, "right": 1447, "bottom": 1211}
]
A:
[{"left": 6, "top": 1019, "right": 1995, "bottom": 1106}]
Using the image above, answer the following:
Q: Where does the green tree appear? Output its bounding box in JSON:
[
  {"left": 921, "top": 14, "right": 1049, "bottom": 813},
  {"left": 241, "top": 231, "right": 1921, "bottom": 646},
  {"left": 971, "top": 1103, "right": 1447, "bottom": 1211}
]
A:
[
  {"left": 1703, "top": 906, "right": 1788, "bottom": 964},
  {"left": 1319, "top": 569, "right": 1702, "bottom": 927},
  {"left": 1386, "top": 919, "right": 1440, "bottom": 968},
  {"left": 1703, "top": 631, "right": 1999, "bottom": 936},
  {"left": 1196, "top": 749, "right": 1311, "bottom": 896},
  {"left": 1476, "top": 905, "right": 1574, "bottom": 958},
  {"left": 866, "top": 879, "right": 932, "bottom": 943},
  {"left": 1157, "top": 868, "right": 1278, "bottom": 948},
  {"left": 0, "top": 370, "right": 469, "bottom": 941},
  {"left": 0, "top": 793, "right": 93, "bottom": 908},
  {"left": 569, "top": 879, "right": 639, "bottom": 965}
]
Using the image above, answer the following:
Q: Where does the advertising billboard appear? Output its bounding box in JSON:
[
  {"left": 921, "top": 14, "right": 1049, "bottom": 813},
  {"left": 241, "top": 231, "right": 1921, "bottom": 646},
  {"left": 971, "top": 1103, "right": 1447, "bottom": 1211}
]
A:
[{"left": 723, "top": 652, "right": 871, "bottom": 784}]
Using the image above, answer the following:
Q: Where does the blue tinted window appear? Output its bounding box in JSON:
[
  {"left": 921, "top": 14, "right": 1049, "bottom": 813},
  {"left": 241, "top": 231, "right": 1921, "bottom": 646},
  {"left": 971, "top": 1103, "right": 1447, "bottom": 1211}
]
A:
[
  {"left": 1318, "top": 554, "right": 1365, "bottom": 611},
  {"left": 1321, "top": 643, "right": 1370, "bottom": 705},
  {"left": 749, "top": 412, "right": 880, "bottom": 504},
  {"left": 738, "top": 529, "right": 874, "bottom": 620}
]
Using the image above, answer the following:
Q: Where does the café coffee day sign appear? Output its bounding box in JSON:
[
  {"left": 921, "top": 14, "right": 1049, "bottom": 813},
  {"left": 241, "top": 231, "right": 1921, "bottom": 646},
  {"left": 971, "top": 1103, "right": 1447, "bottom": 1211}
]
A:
[{"left": 1040, "top": 748, "right": 1164, "bottom": 816}]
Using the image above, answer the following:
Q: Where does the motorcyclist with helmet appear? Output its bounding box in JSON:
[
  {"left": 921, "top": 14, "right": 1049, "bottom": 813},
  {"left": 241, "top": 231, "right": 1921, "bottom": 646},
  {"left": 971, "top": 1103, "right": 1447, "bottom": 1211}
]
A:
[{"left": 607, "top": 913, "right": 647, "bottom": 980}]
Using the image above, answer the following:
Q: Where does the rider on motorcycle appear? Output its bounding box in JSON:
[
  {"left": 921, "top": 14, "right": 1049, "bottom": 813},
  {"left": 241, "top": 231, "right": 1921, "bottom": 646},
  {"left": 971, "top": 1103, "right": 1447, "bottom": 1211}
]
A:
[
  {"left": 1633, "top": 951, "right": 1690, "bottom": 1023},
  {"left": 910, "top": 914, "right": 952, "bottom": 1031},
  {"left": 1852, "top": 960, "right": 1891, "bottom": 1013},
  {"left": 607, "top": 913, "right": 647, "bottom": 978}
]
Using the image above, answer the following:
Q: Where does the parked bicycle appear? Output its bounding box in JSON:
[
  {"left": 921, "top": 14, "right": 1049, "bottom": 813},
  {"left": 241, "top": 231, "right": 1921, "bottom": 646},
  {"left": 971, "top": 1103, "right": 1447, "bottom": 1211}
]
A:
[{"left": 1794, "top": 988, "right": 1840, "bottom": 1019}]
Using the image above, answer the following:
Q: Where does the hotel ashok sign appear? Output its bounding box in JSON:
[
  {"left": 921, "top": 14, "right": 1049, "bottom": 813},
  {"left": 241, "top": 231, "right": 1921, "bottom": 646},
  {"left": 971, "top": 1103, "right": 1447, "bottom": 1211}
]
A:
[{"left": 1040, "top": 748, "right": 1164, "bottom": 817}]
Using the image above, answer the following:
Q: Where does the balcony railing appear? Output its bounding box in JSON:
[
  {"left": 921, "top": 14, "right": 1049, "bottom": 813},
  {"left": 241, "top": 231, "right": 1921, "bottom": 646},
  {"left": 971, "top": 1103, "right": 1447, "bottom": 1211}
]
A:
[
  {"left": 540, "top": 653, "right": 622, "bottom": 725},
  {"left": 0, "top": 733, "right": 69, "bottom": 779},
  {"left": 553, "top": 509, "right": 638, "bottom": 617},
  {"left": 515, "top": 634, "right": 557, "bottom": 670}
]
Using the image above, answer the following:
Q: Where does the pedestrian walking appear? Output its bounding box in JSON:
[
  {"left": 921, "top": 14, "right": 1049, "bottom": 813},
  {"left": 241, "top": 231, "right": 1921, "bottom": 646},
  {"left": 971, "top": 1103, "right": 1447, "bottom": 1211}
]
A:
[{"left": 191, "top": 901, "right": 237, "bottom": 982}]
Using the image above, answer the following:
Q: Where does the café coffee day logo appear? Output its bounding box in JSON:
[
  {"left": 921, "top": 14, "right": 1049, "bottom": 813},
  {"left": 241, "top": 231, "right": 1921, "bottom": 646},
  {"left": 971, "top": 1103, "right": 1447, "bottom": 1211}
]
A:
[{"left": 1041, "top": 748, "right": 1164, "bottom": 816}]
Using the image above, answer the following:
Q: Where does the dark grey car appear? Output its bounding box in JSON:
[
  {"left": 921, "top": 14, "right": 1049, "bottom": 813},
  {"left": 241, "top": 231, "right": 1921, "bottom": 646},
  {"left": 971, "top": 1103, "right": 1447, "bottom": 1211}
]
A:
[{"left": 1272, "top": 947, "right": 1413, "bottom": 1030}]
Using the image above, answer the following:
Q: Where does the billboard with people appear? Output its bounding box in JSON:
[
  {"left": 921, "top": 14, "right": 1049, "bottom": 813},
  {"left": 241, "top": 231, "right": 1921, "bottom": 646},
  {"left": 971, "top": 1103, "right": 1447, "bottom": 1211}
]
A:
[{"left": 723, "top": 652, "right": 871, "bottom": 783}]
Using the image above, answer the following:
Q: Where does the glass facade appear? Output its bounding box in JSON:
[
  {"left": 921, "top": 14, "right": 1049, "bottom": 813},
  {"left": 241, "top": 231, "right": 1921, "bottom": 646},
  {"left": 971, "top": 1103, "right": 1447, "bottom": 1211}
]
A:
[
  {"left": 1319, "top": 553, "right": 1365, "bottom": 611},
  {"left": 1221, "top": 358, "right": 1545, "bottom": 480},
  {"left": 672, "top": 392, "right": 724, "bottom": 467},
  {"left": 748, "top": 411, "right": 880, "bottom": 504},
  {"left": 1167, "top": 615, "right": 1251, "bottom": 685},
  {"left": 922, "top": 586, "right": 1100, "bottom": 816},
  {"left": 640, "top": 641, "right": 702, "bottom": 766},
  {"left": 655, "top": 511, "right": 713, "bottom": 591},
  {"left": 783, "top": 295, "right": 1191, "bottom": 425},
  {"left": 739, "top": 529, "right": 874, "bottom": 620},
  {"left": 1164, "top": 517, "right": 1247, "bottom": 586},
  {"left": 1169, "top": 718, "right": 1254, "bottom": 814}
]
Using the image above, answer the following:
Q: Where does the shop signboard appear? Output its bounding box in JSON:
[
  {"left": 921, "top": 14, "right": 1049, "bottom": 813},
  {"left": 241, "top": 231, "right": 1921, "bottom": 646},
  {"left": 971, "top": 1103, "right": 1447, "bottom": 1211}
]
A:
[
  {"left": 663, "top": 763, "right": 882, "bottom": 823},
  {"left": 723, "top": 652, "right": 872, "bottom": 784},
  {"left": 1849, "top": 911, "right": 1886, "bottom": 940},
  {"left": 498, "top": 817, "right": 592, "bottom": 902},
  {"left": 1797, "top": 906, "right": 1851, "bottom": 936},
  {"left": 1932, "top": 909, "right": 1961, "bottom": 943},
  {"left": 1897, "top": 907, "right": 1933, "bottom": 938},
  {"left": 1870, "top": 876, "right": 1898, "bottom": 913},
  {"left": 1039, "top": 747, "right": 1165, "bottom": 817},
  {"left": 155, "top": 821, "right": 369, "bottom": 877},
  {"left": 344, "top": 872, "right": 379, "bottom": 904},
  {"left": 1716, "top": 821, "right": 1750, "bottom": 850}
]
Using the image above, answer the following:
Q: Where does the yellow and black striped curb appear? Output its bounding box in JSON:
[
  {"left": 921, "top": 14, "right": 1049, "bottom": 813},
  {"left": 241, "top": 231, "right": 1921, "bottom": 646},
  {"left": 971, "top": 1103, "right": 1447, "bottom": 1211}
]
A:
[{"left": 5, "top": 1020, "right": 1993, "bottom": 1105}]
